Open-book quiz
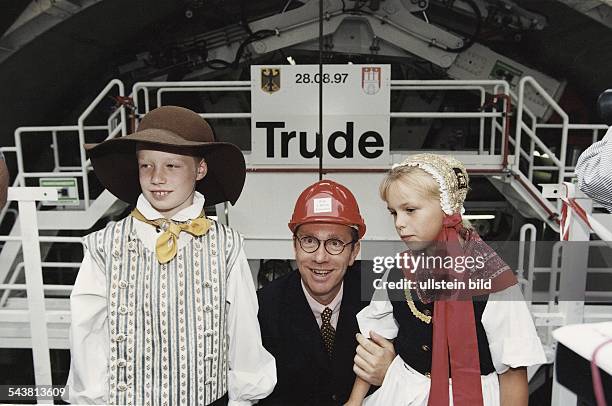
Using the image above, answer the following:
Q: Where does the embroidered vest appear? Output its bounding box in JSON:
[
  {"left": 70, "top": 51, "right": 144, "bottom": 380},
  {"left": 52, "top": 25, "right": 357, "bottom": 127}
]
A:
[{"left": 85, "top": 217, "right": 242, "bottom": 406}]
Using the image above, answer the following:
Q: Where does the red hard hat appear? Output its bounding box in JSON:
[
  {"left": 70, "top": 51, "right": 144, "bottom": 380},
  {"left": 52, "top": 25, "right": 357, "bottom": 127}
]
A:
[{"left": 288, "top": 180, "right": 366, "bottom": 239}]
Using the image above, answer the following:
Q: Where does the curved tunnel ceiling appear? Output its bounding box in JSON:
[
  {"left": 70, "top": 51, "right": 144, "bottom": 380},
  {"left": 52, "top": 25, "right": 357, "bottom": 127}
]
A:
[{"left": 0, "top": 0, "right": 611, "bottom": 154}]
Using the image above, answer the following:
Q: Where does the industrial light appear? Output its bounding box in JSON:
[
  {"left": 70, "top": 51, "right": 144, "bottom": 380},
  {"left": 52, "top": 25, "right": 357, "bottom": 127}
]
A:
[
  {"left": 286, "top": 56, "right": 296, "bottom": 65},
  {"left": 533, "top": 150, "right": 550, "bottom": 158},
  {"left": 463, "top": 214, "right": 495, "bottom": 220}
]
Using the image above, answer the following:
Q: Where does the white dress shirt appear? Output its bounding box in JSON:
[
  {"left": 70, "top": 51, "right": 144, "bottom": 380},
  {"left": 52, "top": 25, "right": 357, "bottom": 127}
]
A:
[
  {"left": 65, "top": 192, "right": 276, "bottom": 405},
  {"left": 301, "top": 280, "right": 343, "bottom": 329}
]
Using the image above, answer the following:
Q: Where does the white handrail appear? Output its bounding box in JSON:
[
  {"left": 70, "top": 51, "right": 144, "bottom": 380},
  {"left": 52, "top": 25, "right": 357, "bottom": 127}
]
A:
[
  {"left": 157, "top": 86, "right": 250, "bottom": 108},
  {"left": 132, "top": 80, "right": 251, "bottom": 112},
  {"left": 77, "top": 79, "right": 125, "bottom": 207},
  {"left": 390, "top": 112, "right": 502, "bottom": 118},
  {"left": 3, "top": 77, "right": 576, "bottom": 234},
  {"left": 5, "top": 187, "right": 58, "bottom": 401},
  {"left": 516, "top": 76, "right": 569, "bottom": 182},
  {"left": 139, "top": 79, "right": 509, "bottom": 169},
  {"left": 518, "top": 223, "right": 537, "bottom": 305},
  {"left": 14, "top": 126, "right": 80, "bottom": 187}
]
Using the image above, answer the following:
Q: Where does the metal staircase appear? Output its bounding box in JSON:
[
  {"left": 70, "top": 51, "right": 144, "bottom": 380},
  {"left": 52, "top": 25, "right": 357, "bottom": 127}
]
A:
[{"left": 488, "top": 173, "right": 559, "bottom": 229}]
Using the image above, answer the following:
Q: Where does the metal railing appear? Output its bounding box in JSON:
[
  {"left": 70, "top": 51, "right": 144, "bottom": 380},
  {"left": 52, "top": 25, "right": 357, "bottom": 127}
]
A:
[
  {"left": 0, "top": 261, "right": 77, "bottom": 308},
  {"left": 0, "top": 187, "right": 59, "bottom": 403},
  {"left": 391, "top": 79, "right": 510, "bottom": 161},
  {"left": 77, "top": 79, "right": 127, "bottom": 207},
  {"left": 133, "top": 79, "right": 511, "bottom": 164},
  {"left": 534, "top": 123, "right": 608, "bottom": 179},
  {"left": 514, "top": 77, "right": 582, "bottom": 186},
  {"left": 492, "top": 85, "right": 609, "bottom": 187},
  {"left": 132, "top": 80, "right": 251, "bottom": 114},
  {"left": 6, "top": 79, "right": 127, "bottom": 215},
  {"left": 517, "top": 223, "right": 537, "bottom": 306},
  {"left": 3, "top": 77, "right": 600, "bottom": 247},
  {"left": 7, "top": 76, "right": 606, "bottom": 224}
]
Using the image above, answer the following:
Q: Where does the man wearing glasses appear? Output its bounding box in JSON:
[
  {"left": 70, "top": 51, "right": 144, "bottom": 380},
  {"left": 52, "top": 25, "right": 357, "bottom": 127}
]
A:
[{"left": 257, "top": 180, "right": 394, "bottom": 405}]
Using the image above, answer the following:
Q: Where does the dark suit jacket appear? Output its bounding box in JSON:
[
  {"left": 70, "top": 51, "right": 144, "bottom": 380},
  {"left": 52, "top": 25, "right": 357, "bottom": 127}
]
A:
[{"left": 257, "top": 263, "right": 368, "bottom": 406}]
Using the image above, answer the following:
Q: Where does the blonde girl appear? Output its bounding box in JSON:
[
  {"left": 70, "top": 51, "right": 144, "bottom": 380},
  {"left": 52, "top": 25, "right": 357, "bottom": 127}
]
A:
[{"left": 345, "top": 154, "right": 545, "bottom": 406}]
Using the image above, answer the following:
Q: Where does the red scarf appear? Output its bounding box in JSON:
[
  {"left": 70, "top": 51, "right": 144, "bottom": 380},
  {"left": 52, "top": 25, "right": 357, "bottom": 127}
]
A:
[{"left": 403, "top": 213, "right": 517, "bottom": 406}]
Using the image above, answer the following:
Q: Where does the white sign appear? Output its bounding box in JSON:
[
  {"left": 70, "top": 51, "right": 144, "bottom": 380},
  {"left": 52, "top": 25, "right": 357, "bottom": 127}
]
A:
[{"left": 251, "top": 64, "right": 390, "bottom": 166}]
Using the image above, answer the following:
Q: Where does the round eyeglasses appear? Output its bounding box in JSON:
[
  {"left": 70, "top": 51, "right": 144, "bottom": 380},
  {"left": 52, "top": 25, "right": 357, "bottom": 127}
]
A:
[{"left": 295, "top": 235, "right": 355, "bottom": 255}]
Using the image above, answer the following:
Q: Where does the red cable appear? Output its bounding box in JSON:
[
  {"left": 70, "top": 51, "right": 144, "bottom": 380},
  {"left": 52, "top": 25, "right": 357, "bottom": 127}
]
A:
[
  {"left": 591, "top": 338, "right": 612, "bottom": 406},
  {"left": 492, "top": 94, "right": 512, "bottom": 169}
]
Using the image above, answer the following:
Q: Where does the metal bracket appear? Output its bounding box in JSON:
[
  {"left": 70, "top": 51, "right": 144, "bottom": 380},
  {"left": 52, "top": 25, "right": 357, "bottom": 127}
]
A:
[{"left": 248, "top": 0, "right": 461, "bottom": 67}]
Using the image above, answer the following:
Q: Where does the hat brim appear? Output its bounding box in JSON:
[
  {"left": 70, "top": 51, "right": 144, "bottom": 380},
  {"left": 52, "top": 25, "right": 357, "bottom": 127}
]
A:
[{"left": 86, "top": 129, "right": 246, "bottom": 206}]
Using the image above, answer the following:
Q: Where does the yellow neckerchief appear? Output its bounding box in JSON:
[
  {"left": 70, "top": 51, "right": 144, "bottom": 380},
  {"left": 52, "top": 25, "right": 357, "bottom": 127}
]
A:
[{"left": 130, "top": 208, "right": 212, "bottom": 264}]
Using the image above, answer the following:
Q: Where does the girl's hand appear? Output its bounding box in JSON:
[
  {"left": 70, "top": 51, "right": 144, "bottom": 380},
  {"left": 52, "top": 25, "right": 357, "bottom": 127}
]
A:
[{"left": 499, "top": 366, "right": 528, "bottom": 406}]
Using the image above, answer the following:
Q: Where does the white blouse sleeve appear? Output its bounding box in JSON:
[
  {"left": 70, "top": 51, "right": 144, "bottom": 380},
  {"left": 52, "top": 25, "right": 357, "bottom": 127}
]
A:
[
  {"left": 356, "top": 270, "right": 399, "bottom": 340},
  {"left": 226, "top": 249, "right": 277, "bottom": 406},
  {"left": 65, "top": 250, "right": 109, "bottom": 404},
  {"left": 481, "top": 284, "right": 547, "bottom": 374}
]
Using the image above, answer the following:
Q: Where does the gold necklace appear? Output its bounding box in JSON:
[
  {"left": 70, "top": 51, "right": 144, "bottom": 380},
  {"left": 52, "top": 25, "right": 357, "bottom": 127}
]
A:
[{"left": 404, "top": 287, "right": 432, "bottom": 324}]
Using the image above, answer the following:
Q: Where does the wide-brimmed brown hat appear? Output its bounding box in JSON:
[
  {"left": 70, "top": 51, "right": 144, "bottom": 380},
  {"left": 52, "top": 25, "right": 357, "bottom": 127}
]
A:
[{"left": 85, "top": 105, "right": 246, "bottom": 206}]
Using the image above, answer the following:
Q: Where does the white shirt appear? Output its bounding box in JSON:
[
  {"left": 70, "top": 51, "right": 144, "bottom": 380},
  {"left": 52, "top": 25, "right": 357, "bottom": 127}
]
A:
[
  {"left": 301, "top": 280, "right": 343, "bottom": 329},
  {"left": 576, "top": 127, "right": 612, "bottom": 212},
  {"left": 357, "top": 273, "right": 546, "bottom": 375},
  {"left": 65, "top": 192, "right": 277, "bottom": 405}
]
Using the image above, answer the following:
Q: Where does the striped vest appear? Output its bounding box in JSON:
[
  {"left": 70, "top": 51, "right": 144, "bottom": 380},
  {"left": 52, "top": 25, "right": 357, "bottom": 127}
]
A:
[{"left": 85, "top": 216, "right": 242, "bottom": 406}]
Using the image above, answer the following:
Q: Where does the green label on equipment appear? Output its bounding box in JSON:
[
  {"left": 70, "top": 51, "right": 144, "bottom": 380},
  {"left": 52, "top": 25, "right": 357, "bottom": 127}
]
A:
[
  {"left": 490, "top": 61, "right": 523, "bottom": 88},
  {"left": 39, "top": 178, "right": 79, "bottom": 206}
]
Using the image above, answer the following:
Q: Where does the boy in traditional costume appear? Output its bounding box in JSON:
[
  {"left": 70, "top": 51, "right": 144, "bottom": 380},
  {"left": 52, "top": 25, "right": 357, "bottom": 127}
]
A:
[{"left": 66, "top": 106, "right": 276, "bottom": 406}]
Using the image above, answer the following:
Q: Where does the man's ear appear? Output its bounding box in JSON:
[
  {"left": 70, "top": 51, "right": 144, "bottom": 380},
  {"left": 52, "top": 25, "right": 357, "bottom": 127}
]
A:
[
  {"left": 348, "top": 240, "right": 361, "bottom": 266},
  {"left": 196, "top": 159, "right": 208, "bottom": 180},
  {"left": 292, "top": 236, "right": 299, "bottom": 256}
]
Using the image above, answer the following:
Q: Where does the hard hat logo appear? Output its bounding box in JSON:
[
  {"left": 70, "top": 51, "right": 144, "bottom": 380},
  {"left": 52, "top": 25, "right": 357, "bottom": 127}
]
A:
[
  {"left": 313, "top": 197, "right": 332, "bottom": 213},
  {"left": 289, "top": 180, "right": 366, "bottom": 239}
]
